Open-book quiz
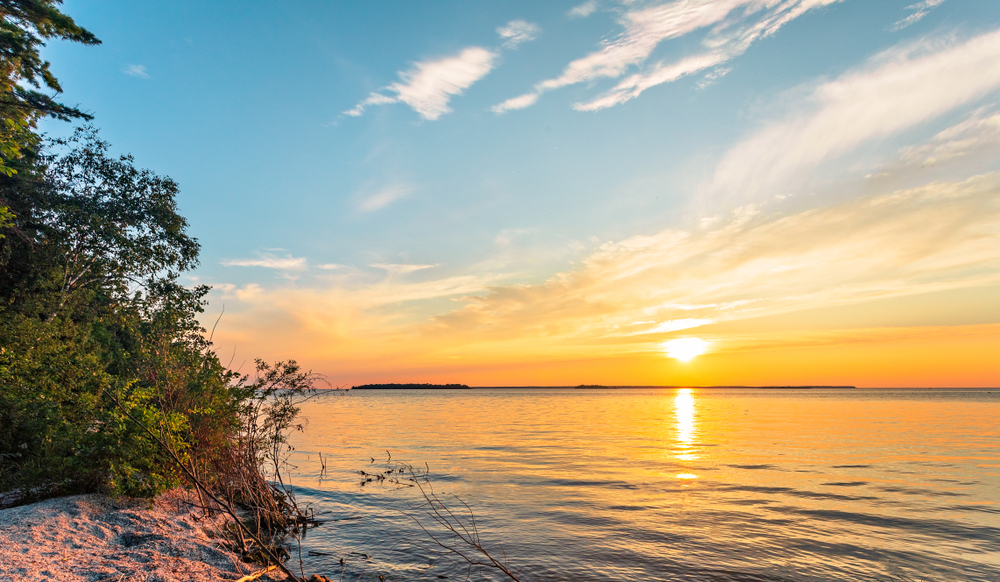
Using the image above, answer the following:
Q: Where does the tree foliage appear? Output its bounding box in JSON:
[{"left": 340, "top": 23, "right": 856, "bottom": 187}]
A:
[
  {"left": 0, "top": 126, "right": 319, "bottom": 502},
  {"left": 1, "top": 0, "right": 99, "bottom": 176}
]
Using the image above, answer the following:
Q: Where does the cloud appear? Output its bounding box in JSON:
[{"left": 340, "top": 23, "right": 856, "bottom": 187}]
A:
[
  {"left": 429, "top": 171, "right": 1000, "bottom": 344},
  {"left": 494, "top": 0, "right": 841, "bottom": 113},
  {"left": 643, "top": 319, "right": 715, "bottom": 333},
  {"left": 223, "top": 253, "right": 308, "bottom": 270},
  {"left": 896, "top": 109, "right": 1000, "bottom": 166},
  {"left": 494, "top": 227, "right": 534, "bottom": 248},
  {"left": 891, "top": 0, "right": 948, "bottom": 31},
  {"left": 704, "top": 28, "right": 1000, "bottom": 206},
  {"left": 371, "top": 263, "right": 438, "bottom": 276},
  {"left": 497, "top": 20, "right": 541, "bottom": 49},
  {"left": 358, "top": 185, "right": 413, "bottom": 212},
  {"left": 122, "top": 64, "right": 149, "bottom": 79},
  {"left": 491, "top": 92, "right": 539, "bottom": 114},
  {"left": 345, "top": 47, "right": 497, "bottom": 120},
  {"left": 344, "top": 93, "right": 396, "bottom": 117},
  {"left": 569, "top": 0, "right": 599, "bottom": 18}
]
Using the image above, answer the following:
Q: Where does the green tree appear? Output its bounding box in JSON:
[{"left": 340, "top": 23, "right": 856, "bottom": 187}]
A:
[
  {"left": 0, "top": 128, "right": 206, "bottom": 497},
  {"left": 1, "top": 0, "right": 99, "bottom": 176}
]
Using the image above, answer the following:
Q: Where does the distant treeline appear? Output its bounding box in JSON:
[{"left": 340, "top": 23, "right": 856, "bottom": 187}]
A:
[{"left": 352, "top": 383, "right": 471, "bottom": 390}]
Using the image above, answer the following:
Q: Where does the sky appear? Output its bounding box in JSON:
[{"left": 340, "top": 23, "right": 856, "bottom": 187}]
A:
[{"left": 42, "top": 0, "right": 1000, "bottom": 387}]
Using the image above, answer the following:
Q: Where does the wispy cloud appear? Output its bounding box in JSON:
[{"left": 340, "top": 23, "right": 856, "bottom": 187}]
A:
[
  {"left": 642, "top": 319, "right": 715, "bottom": 334},
  {"left": 345, "top": 47, "right": 497, "bottom": 120},
  {"left": 430, "top": 172, "right": 1000, "bottom": 343},
  {"left": 891, "top": 0, "right": 948, "bottom": 31},
  {"left": 896, "top": 109, "right": 1000, "bottom": 166},
  {"left": 223, "top": 252, "right": 308, "bottom": 270},
  {"left": 497, "top": 20, "right": 541, "bottom": 49},
  {"left": 491, "top": 93, "right": 539, "bottom": 114},
  {"left": 569, "top": 0, "right": 599, "bottom": 18},
  {"left": 705, "top": 28, "right": 1000, "bottom": 206},
  {"left": 358, "top": 185, "right": 413, "bottom": 212},
  {"left": 122, "top": 64, "right": 149, "bottom": 79},
  {"left": 371, "top": 263, "right": 438, "bottom": 276},
  {"left": 494, "top": 0, "right": 842, "bottom": 113}
]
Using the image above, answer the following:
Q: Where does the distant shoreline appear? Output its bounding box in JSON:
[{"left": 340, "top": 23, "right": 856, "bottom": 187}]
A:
[
  {"left": 348, "top": 384, "right": 859, "bottom": 390},
  {"left": 336, "top": 385, "right": 1000, "bottom": 391},
  {"left": 351, "top": 383, "right": 471, "bottom": 390}
]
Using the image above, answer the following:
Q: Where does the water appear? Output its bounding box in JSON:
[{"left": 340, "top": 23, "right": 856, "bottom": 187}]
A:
[{"left": 284, "top": 388, "right": 1000, "bottom": 581}]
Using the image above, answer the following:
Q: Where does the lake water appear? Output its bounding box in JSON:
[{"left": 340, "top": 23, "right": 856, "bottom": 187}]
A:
[{"left": 285, "top": 388, "right": 1000, "bottom": 581}]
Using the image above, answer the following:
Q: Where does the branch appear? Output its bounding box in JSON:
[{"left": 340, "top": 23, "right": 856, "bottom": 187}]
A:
[
  {"left": 402, "top": 469, "right": 523, "bottom": 582},
  {"left": 104, "top": 386, "right": 303, "bottom": 582}
]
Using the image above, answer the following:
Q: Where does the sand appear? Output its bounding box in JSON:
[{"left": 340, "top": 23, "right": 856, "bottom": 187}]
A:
[{"left": 0, "top": 489, "right": 275, "bottom": 582}]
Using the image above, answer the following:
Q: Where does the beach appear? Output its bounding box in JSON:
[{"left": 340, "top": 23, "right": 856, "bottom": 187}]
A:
[{"left": 0, "top": 489, "right": 275, "bottom": 582}]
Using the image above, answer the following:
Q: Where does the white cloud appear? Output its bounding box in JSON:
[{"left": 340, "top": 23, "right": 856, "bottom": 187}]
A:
[
  {"left": 697, "top": 66, "right": 732, "bottom": 89},
  {"left": 494, "top": 0, "right": 841, "bottom": 113},
  {"left": 223, "top": 253, "right": 307, "bottom": 271},
  {"left": 491, "top": 92, "right": 539, "bottom": 114},
  {"left": 891, "top": 0, "right": 948, "bottom": 31},
  {"left": 897, "top": 109, "right": 1000, "bottom": 165},
  {"left": 317, "top": 263, "right": 347, "bottom": 270},
  {"left": 705, "top": 28, "right": 1000, "bottom": 206},
  {"left": 345, "top": 47, "right": 497, "bottom": 120},
  {"left": 122, "top": 64, "right": 149, "bottom": 79},
  {"left": 497, "top": 20, "right": 541, "bottom": 49},
  {"left": 343, "top": 93, "right": 396, "bottom": 117},
  {"left": 358, "top": 186, "right": 413, "bottom": 212},
  {"left": 569, "top": 0, "right": 599, "bottom": 18}
]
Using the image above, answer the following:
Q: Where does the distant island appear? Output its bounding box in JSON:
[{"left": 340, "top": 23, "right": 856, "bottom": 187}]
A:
[
  {"left": 351, "top": 383, "right": 471, "bottom": 390},
  {"left": 575, "top": 385, "right": 615, "bottom": 389},
  {"left": 753, "top": 386, "right": 856, "bottom": 389}
]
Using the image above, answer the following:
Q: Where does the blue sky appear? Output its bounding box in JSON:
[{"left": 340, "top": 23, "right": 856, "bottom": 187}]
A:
[{"left": 41, "top": 1, "right": 1000, "bottom": 385}]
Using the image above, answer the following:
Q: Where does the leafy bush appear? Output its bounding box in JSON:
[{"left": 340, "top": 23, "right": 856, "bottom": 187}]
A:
[{"left": 0, "top": 128, "right": 318, "bottom": 505}]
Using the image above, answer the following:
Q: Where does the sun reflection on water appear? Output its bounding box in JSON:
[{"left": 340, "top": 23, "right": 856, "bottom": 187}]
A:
[{"left": 674, "top": 388, "right": 698, "bottom": 460}]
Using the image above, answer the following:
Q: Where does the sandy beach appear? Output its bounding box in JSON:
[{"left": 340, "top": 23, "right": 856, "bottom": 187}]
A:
[{"left": 0, "top": 489, "right": 275, "bottom": 582}]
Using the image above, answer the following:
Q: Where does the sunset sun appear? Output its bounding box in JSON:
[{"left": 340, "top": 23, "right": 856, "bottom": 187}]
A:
[{"left": 663, "top": 338, "right": 710, "bottom": 362}]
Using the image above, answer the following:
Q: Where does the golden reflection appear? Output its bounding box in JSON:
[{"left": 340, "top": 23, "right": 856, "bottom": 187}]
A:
[
  {"left": 676, "top": 473, "right": 698, "bottom": 480},
  {"left": 674, "top": 388, "right": 698, "bottom": 460}
]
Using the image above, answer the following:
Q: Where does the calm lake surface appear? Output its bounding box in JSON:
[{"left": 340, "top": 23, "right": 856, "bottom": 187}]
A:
[{"left": 285, "top": 388, "right": 1000, "bottom": 581}]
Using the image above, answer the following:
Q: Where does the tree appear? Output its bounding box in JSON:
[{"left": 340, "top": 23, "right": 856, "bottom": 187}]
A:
[
  {"left": 0, "top": 127, "right": 205, "bottom": 496},
  {"left": 1, "top": 0, "right": 99, "bottom": 176}
]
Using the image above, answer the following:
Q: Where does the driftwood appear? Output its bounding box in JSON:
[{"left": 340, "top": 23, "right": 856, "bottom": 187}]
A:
[{"left": 234, "top": 565, "right": 277, "bottom": 582}]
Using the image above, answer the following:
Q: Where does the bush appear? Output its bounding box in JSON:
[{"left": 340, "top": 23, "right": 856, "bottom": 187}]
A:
[{"left": 0, "top": 128, "right": 316, "bottom": 506}]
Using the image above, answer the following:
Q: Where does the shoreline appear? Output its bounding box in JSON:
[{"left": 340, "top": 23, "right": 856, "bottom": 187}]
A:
[{"left": 0, "top": 489, "right": 278, "bottom": 582}]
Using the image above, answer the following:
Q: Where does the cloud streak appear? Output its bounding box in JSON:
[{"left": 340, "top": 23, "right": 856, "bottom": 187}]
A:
[
  {"left": 891, "top": 0, "right": 948, "bottom": 31},
  {"left": 346, "top": 47, "right": 497, "bottom": 120},
  {"left": 122, "top": 64, "right": 149, "bottom": 79},
  {"left": 358, "top": 185, "right": 413, "bottom": 212},
  {"left": 223, "top": 253, "right": 308, "bottom": 270},
  {"left": 705, "top": 28, "right": 1000, "bottom": 206},
  {"left": 497, "top": 20, "right": 541, "bottom": 49},
  {"left": 495, "top": 0, "right": 842, "bottom": 113}
]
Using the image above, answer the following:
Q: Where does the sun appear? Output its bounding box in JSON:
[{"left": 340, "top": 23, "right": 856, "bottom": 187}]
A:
[{"left": 663, "top": 338, "right": 710, "bottom": 362}]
